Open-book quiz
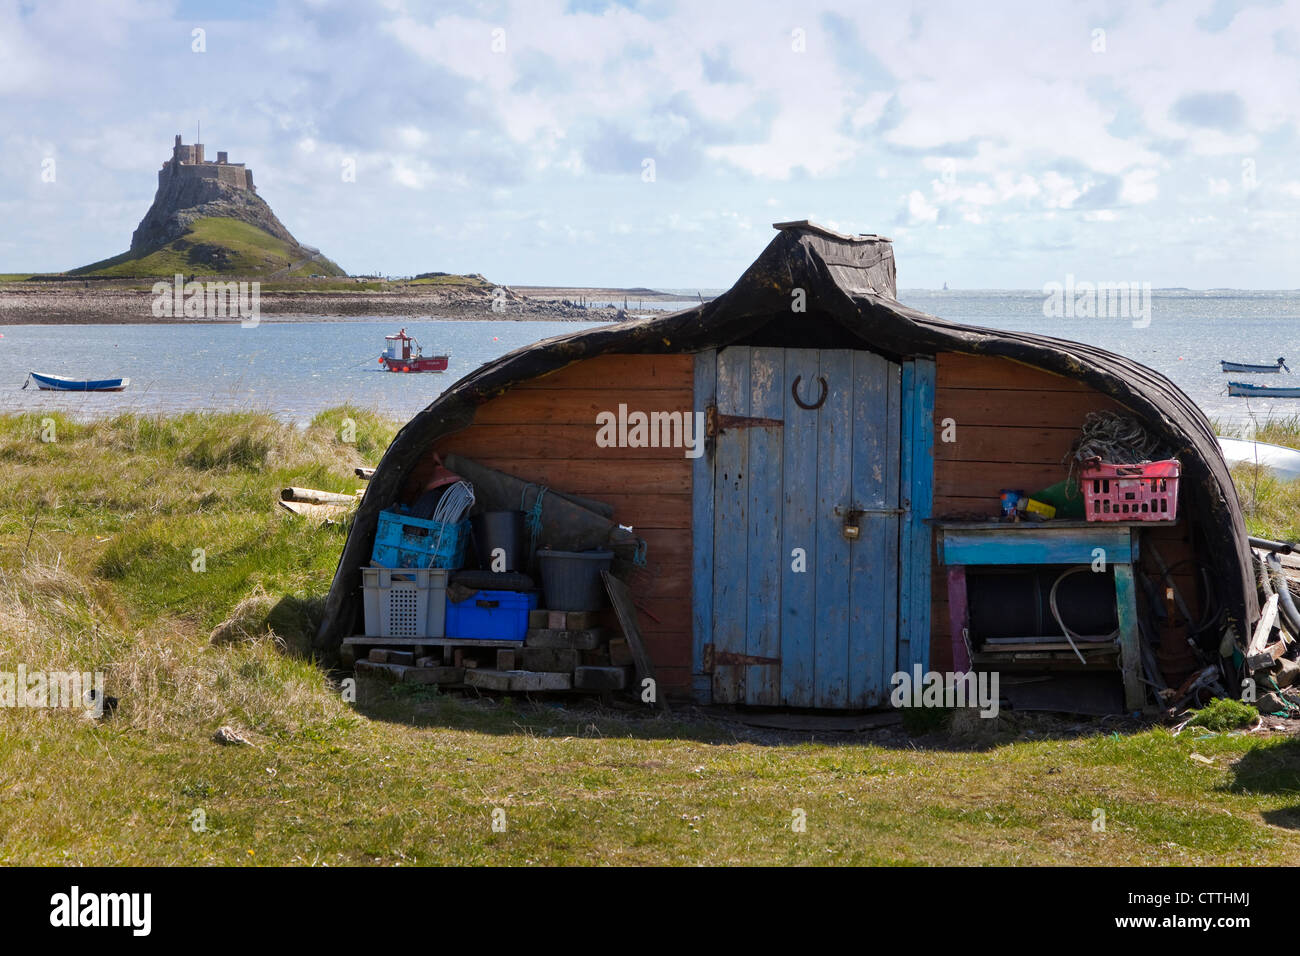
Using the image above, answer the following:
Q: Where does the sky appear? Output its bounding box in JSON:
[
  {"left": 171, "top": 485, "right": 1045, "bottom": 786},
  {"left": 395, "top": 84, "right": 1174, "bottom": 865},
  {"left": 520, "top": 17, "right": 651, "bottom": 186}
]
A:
[{"left": 1, "top": 0, "right": 1299, "bottom": 288}]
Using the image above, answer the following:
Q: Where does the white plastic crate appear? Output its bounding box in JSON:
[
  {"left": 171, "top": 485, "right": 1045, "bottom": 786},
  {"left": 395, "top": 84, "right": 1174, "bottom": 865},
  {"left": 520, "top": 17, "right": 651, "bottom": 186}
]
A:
[{"left": 361, "top": 567, "right": 449, "bottom": 638}]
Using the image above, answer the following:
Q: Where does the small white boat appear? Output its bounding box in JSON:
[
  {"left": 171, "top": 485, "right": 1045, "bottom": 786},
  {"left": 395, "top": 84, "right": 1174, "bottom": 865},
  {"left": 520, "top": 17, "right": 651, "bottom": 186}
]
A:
[{"left": 1218, "top": 436, "right": 1300, "bottom": 481}]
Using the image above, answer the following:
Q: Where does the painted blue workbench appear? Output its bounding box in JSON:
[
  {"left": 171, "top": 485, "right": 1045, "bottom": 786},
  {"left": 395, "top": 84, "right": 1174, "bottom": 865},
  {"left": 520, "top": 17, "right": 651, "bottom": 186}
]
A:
[{"left": 938, "top": 520, "right": 1173, "bottom": 711}]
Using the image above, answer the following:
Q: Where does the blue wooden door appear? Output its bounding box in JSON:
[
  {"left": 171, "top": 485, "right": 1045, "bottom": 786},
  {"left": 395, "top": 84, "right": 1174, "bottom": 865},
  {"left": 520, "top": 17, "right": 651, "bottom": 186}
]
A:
[{"left": 705, "top": 346, "right": 913, "bottom": 708}]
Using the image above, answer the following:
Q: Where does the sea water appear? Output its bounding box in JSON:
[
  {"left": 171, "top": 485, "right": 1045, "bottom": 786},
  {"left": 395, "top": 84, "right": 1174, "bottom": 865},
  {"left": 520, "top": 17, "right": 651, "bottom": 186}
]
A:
[{"left": 1, "top": 291, "right": 1298, "bottom": 426}]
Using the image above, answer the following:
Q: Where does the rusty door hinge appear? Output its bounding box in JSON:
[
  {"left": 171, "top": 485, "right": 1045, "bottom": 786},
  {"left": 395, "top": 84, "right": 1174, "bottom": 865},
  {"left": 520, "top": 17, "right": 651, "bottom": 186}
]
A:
[
  {"left": 705, "top": 404, "right": 783, "bottom": 438},
  {"left": 702, "top": 643, "right": 782, "bottom": 673}
]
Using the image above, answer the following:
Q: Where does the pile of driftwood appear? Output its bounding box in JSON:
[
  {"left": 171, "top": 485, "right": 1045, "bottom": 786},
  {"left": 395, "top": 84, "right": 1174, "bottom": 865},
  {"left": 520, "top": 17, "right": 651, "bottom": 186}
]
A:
[
  {"left": 1241, "top": 543, "right": 1300, "bottom": 716},
  {"left": 277, "top": 484, "right": 362, "bottom": 524},
  {"left": 1156, "top": 539, "right": 1299, "bottom": 724}
]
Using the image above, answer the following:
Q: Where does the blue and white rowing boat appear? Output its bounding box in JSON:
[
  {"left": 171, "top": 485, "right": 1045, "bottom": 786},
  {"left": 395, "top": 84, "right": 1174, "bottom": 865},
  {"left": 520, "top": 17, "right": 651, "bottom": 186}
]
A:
[
  {"left": 1221, "top": 357, "right": 1288, "bottom": 373},
  {"left": 24, "top": 371, "right": 130, "bottom": 392},
  {"left": 1227, "top": 380, "right": 1300, "bottom": 398}
]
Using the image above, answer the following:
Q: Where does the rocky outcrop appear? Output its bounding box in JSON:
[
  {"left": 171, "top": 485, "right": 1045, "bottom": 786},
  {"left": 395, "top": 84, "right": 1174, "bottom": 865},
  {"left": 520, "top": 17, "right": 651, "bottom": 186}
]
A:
[{"left": 129, "top": 169, "right": 302, "bottom": 253}]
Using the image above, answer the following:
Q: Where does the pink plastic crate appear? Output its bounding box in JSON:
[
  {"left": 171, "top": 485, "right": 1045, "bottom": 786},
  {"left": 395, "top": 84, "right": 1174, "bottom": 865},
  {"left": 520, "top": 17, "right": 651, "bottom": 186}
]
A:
[{"left": 1081, "top": 459, "right": 1180, "bottom": 522}]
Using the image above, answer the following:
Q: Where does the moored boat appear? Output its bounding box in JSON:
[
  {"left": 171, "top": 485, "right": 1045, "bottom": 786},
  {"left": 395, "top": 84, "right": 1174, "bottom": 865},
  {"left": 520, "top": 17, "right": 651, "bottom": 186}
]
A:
[
  {"left": 25, "top": 372, "right": 129, "bottom": 392},
  {"left": 1227, "top": 380, "right": 1300, "bottom": 397},
  {"left": 379, "top": 328, "right": 448, "bottom": 373},
  {"left": 1220, "top": 356, "right": 1288, "bottom": 373}
]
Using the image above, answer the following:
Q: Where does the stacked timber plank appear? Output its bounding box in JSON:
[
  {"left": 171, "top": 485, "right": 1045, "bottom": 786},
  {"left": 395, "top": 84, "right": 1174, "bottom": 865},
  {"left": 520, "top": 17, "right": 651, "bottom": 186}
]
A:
[
  {"left": 346, "top": 609, "right": 633, "bottom": 696},
  {"left": 463, "top": 609, "right": 632, "bottom": 693}
]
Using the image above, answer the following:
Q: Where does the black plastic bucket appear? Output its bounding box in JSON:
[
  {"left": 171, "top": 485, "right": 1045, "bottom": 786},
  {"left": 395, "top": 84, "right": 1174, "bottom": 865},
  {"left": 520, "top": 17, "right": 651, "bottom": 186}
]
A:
[
  {"left": 471, "top": 511, "right": 528, "bottom": 572},
  {"left": 537, "top": 549, "right": 614, "bottom": 611}
]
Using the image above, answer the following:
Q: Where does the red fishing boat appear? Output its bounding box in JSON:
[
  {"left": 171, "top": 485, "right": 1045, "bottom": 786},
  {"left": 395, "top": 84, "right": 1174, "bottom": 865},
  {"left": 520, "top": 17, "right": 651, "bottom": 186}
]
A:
[{"left": 379, "top": 328, "right": 449, "bottom": 373}]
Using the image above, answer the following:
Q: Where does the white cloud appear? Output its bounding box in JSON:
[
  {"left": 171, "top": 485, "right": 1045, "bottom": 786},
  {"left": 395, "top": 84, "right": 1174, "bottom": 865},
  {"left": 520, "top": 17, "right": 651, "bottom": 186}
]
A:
[
  {"left": 5, "top": 0, "right": 1300, "bottom": 286},
  {"left": 1121, "top": 168, "right": 1160, "bottom": 204},
  {"left": 902, "top": 190, "right": 938, "bottom": 225}
]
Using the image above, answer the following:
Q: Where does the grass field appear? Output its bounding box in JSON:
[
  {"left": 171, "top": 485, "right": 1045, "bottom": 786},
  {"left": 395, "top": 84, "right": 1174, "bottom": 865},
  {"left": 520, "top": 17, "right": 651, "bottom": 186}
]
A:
[
  {"left": 67, "top": 217, "right": 346, "bottom": 279},
  {"left": 0, "top": 410, "right": 1297, "bottom": 865}
]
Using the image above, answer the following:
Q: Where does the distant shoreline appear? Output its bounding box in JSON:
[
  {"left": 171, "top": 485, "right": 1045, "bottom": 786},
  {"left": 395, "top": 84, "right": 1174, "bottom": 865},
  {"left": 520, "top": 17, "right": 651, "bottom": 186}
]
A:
[{"left": 0, "top": 280, "right": 671, "bottom": 325}]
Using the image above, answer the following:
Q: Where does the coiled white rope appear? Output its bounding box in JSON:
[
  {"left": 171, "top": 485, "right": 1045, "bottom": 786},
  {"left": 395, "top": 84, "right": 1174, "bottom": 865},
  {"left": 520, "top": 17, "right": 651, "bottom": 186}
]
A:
[
  {"left": 431, "top": 481, "right": 475, "bottom": 559},
  {"left": 1049, "top": 566, "right": 1119, "bottom": 665}
]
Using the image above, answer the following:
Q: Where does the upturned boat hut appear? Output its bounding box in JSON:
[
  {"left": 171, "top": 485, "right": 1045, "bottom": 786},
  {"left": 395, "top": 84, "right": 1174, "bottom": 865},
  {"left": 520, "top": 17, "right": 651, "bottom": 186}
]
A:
[{"left": 318, "top": 221, "right": 1257, "bottom": 713}]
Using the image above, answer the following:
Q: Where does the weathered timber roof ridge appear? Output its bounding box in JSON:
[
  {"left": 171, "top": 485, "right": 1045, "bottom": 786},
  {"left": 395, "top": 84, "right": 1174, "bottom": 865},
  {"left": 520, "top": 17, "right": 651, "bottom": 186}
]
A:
[{"left": 316, "top": 224, "right": 1257, "bottom": 654}]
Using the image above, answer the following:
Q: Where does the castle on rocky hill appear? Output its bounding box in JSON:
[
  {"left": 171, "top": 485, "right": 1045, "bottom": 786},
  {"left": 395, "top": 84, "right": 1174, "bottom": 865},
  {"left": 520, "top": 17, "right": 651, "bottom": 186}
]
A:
[
  {"left": 159, "top": 134, "right": 256, "bottom": 191},
  {"left": 129, "top": 132, "right": 298, "bottom": 253}
]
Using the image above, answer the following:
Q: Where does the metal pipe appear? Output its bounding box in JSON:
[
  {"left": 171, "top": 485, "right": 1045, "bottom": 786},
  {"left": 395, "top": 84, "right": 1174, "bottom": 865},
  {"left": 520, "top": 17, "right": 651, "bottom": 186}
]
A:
[
  {"left": 1265, "top": 552, "right": 1300, "bottom": 638},
  {"left": 1249, "top": 536, "right": 1295, "bottom": 554}
]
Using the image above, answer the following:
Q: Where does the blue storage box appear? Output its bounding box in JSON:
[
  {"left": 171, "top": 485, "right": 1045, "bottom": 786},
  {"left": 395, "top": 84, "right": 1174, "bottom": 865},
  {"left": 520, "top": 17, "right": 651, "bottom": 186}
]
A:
[
  {"left": 445, "top": 589, "right": 539, "bottom": 641},
  {"left": 372, "top": 508, "right": 469, "bottom": 570}
]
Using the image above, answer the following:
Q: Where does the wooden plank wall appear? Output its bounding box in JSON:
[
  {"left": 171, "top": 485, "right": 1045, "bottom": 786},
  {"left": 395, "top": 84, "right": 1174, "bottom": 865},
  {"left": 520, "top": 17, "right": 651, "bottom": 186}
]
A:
[
  {"left": 930, "top": 352, "right": 1201, "bottom": 672},
  {"left": 402, "top": 354, "right": 696, "bottom": 697}
]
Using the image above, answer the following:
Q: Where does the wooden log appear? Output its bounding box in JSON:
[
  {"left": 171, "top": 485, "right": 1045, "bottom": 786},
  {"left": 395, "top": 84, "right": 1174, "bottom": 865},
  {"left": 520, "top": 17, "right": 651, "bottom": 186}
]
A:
[
  {"left": 281, "top": 487, "right": 357, "bottom": 505},
  {"left": 1248, "top": 593, "right": 1280, "bottom": 657},
  {"left": 277, "top": 499, "right": 351, "bottom": 520}
]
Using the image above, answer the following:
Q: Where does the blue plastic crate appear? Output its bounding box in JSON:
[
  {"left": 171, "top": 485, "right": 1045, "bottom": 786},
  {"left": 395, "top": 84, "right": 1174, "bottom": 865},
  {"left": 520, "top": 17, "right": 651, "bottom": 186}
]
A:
[
  {"left": 371, "top": 509, "right": 469, "bottom": 570},
  {"left": 445, "top": 589, "right": 539, "bottom": 641}
]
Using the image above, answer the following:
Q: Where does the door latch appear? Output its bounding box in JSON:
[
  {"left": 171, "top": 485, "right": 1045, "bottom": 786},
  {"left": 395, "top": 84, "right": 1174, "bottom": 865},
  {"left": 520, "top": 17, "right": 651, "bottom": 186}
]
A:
[{"left": 834, "top": 503, "right": 907, "bottom": 540}]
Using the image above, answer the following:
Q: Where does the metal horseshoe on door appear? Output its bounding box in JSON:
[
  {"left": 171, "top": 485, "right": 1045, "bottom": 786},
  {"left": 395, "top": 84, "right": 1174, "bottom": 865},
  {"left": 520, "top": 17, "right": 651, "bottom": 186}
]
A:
[{"left": 791, "top": 374, "right": 828, "bottom": 410}]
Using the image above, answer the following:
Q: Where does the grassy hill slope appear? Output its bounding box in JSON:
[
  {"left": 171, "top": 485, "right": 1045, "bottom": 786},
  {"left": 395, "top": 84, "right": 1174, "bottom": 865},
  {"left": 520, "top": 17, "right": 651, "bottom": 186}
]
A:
[{"left": 70, "top": 217, "right": 346, "bottom": 279}]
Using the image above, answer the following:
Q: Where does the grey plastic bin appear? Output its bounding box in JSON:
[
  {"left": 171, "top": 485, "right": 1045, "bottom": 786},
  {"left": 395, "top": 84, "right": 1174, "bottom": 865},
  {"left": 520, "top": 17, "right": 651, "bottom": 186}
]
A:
[{"left": 536, "top": 549, "right": 613, "bottom": 611}]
